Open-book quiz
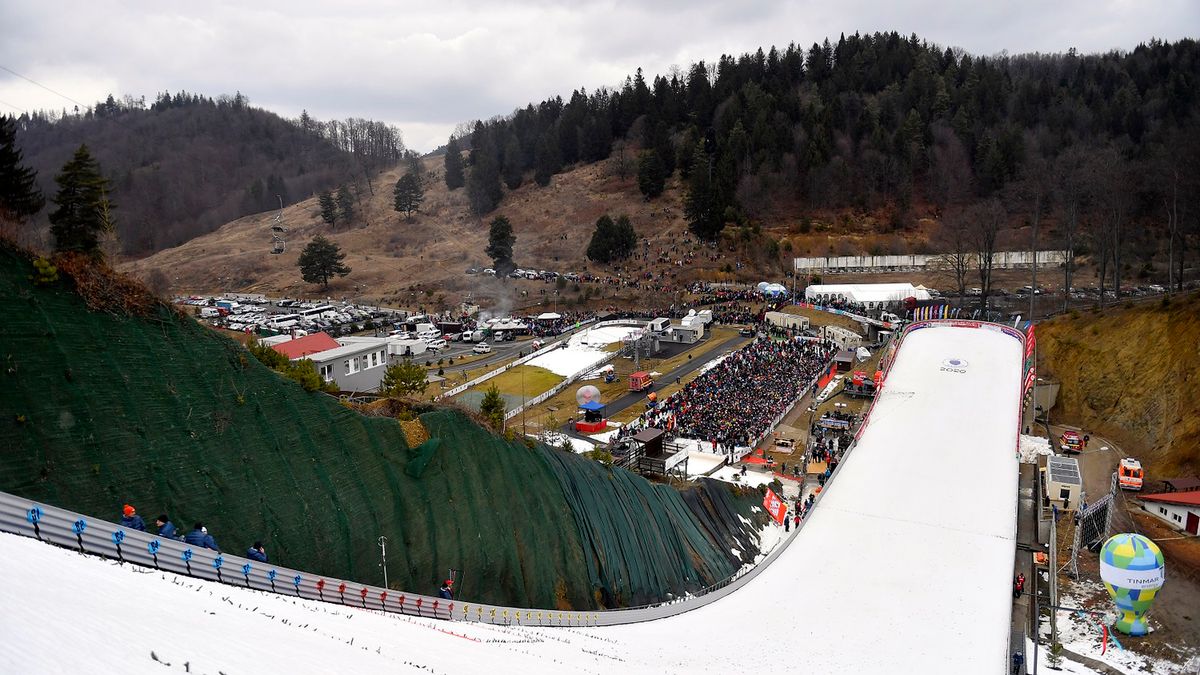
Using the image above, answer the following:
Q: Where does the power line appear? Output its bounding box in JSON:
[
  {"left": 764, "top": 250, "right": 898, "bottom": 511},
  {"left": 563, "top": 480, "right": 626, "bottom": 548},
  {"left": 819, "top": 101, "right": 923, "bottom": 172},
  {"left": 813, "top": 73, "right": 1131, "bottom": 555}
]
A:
[
  {"left": 0, "top": 64, "right": 90, "bottom": 110},
  {"left": 0, "top": 97, "right": 27, "bottom": 114}
]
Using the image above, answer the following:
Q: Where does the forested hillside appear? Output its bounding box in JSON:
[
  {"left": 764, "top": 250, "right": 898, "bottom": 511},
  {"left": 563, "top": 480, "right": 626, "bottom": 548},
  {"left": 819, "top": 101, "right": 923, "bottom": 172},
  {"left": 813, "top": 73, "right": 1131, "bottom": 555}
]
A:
[
  {"left": 12, "top": 92, "right": 404, "bottom": 254},
  {"left": 458, "top": 34, "right": 1200, "bottom": 275}
]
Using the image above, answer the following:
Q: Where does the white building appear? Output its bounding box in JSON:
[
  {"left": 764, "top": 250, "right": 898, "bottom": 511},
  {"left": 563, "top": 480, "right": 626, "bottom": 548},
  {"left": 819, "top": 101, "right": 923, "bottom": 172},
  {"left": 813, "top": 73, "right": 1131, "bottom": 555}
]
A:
[{"left": 1139, "top": 491, "right": 1200, "bottom": 535}]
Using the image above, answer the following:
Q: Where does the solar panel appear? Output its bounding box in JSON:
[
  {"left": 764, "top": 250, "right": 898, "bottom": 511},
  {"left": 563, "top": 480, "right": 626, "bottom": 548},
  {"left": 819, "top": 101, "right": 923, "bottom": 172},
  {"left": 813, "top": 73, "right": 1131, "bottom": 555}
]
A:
[{"left": 1048, "top": 457, "right": 1082, "bottom": 484}]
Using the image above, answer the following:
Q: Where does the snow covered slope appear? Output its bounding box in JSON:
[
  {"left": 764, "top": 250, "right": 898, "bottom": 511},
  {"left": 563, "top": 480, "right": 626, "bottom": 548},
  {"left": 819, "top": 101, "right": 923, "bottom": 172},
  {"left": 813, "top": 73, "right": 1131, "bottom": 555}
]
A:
[{"left": 0, "top": 321, "right": 1025, "bottom": 674}]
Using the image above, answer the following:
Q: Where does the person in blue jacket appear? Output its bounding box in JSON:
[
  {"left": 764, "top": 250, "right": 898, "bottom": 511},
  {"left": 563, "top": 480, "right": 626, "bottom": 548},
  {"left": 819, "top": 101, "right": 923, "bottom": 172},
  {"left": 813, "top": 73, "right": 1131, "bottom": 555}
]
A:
[
  {"left": 184, "top": 523, "right": 219, "bottom": 551},
  {"left": 121, "top": 505, "right": 146, "bottom": 531},
  {"left": 246, "top": 541, "right": 268, "bottom": 563},
  {"left": 438, "top": 579, "right": 454, "bottom": 600},
  {"left": 154, "top": 514, "right": 178, "bottom": 539}
]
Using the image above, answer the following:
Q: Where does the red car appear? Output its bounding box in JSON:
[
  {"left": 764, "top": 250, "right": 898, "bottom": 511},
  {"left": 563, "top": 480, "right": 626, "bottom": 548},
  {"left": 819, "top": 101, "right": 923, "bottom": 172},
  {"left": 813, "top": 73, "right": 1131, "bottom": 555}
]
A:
[{"left": 1060, "top": 431, "right": 1083, "bottom": 454}]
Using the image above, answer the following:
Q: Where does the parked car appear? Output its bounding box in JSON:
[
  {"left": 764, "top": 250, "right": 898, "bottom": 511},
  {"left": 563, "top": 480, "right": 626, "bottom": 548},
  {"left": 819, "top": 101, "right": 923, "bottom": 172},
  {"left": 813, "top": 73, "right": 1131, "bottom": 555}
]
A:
[
  {"left": 738, "top": 327, "right": 755, "bottom": 337},
  {"left": 473, "top": 342, "right": 492, "bottom": 354}
]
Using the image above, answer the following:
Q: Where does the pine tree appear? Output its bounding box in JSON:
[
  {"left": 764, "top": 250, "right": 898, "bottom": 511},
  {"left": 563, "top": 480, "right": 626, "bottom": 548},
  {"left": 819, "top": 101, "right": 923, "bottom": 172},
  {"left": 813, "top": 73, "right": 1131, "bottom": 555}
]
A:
[
  {"left": 485, "top": 215, "right": 516, "bottom": 276},
  {"left": 684, "top": 142, "right": 722, "bottom": 240},
  {"left": 380, "top": 358, "right": 429, "bottom": 397},
  {"left": 534, "top": 132, "right": 561, "bottom": 187},
  {"left": 479, "top": 384, "right": 506, "bottom": 431},
  {"left": 444, "top": 138, "right": 465, "bottom": 190},
  {"left": 335, "top": 185, "right": 355, "bottom": 223},
  {"left": 318, "top": 191, "right": 337, "bottom": 226},
  {"left": 0, "top": 115, "right": 45, "bottom": 222},
  {"left": 501, "top": 134, "right": 523, "bottom": 190},
  {"left": 393, "top": 173, "right": 424, "bottom": 221},
  {"left": 49, "top": 144, "right": 115, "bottom": 255},
  {"left": 586, "top": 214, "right": 637, "bottom": 263},
  {"left": 467, "top": 149, "right": 502, "bottom": 216},
  {"left": 298, "top": 235, "right": 351, "bottom": 289},
  {"left": 637, "top": 150, "right": 666, "bottom": 199}
]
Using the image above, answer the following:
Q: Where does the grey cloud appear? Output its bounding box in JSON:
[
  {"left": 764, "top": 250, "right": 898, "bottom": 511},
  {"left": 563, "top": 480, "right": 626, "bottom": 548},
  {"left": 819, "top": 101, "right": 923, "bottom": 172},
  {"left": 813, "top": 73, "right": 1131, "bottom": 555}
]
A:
[{"left": 1, "top": 1, "right": 1196, "bottom": 151}]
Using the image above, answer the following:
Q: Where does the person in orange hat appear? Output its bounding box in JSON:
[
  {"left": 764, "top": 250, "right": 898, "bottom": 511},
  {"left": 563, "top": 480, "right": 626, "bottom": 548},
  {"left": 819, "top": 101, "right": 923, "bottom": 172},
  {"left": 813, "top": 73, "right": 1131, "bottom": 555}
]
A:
[{"left": 121, "top": 504, "right": 146, "bottom": 531}]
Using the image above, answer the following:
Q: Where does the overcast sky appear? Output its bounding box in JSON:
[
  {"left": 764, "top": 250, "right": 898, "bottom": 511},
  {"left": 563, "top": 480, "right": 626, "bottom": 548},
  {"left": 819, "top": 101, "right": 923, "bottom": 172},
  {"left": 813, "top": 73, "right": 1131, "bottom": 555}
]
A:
[{"left": 1, "top": 1, "right": 1196, "bottom": 152}]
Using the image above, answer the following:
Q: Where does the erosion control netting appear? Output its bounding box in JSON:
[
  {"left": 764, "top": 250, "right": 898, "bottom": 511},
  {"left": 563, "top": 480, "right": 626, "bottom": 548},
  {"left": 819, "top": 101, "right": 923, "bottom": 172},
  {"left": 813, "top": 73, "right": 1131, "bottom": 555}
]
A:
[
  {"left": 0, "top": 245, "right": 767, "bottom": 609},
  {"left": 540, "top": 450, "right": 768, "bottom": 607}
]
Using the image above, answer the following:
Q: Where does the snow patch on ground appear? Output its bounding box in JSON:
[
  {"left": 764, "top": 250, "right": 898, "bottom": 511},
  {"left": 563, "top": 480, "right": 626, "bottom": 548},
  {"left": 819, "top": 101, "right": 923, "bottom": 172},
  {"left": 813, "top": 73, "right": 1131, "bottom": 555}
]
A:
[
  {"left": 1046, "top": 587, "right": 1194, "bottom": 675},
  {"left": 709, "top": 465, "right": 778, "bottom": 488},
  {"left": 684, "top": 451, "right": 726, "bottom": 477},
  {"left": 1019, "top": 434, "right": 1054, "bottom": 463},
  {"left": 537, "top": 432, "right": 594, "bottom": 454},
  {"left": 525, "top": 325, "right": 633, "bottom": 377}
]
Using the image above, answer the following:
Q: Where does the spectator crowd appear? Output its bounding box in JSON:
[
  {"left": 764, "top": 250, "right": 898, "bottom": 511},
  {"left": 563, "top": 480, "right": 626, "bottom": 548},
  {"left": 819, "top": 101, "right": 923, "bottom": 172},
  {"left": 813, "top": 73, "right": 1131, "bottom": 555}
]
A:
[{"left": 622, "top": 337, "right": 835, "bottom": 454}]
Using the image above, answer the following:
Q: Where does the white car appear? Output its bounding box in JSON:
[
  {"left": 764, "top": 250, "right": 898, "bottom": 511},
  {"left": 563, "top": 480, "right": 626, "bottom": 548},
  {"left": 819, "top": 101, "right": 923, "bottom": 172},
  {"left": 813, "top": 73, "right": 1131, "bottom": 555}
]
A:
[
  {"left": 425, "top": 340, "right": 446, "bottom": 351},
  {"left": 472, "top": 342, "right": 492, "bottom": 354}
]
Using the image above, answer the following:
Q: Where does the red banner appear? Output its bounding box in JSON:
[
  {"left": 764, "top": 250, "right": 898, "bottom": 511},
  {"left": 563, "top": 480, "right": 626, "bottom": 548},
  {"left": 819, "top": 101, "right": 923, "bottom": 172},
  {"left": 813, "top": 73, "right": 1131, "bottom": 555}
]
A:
[
  {"left": 1025, "top": 324, "right": 1036, "bottom": 360},
  {"left": 763, "top": 488, "right": 788, "bottom": 524}
]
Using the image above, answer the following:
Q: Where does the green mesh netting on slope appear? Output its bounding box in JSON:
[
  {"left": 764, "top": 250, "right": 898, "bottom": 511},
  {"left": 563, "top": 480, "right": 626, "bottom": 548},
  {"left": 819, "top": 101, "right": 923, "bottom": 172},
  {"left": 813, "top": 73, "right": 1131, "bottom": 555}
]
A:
[
  {"left": 0, "top": 245, "right": 766, "bottom": 609},
  {"left": 539, "top": 451, "right": 767, "bottom": 607}
]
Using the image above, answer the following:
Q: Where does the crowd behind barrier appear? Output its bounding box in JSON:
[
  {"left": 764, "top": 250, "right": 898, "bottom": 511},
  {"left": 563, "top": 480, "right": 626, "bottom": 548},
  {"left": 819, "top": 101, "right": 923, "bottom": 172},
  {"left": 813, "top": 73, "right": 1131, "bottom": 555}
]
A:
[{"left": 616, "top": 337, "right": 836, "bottom": 458}]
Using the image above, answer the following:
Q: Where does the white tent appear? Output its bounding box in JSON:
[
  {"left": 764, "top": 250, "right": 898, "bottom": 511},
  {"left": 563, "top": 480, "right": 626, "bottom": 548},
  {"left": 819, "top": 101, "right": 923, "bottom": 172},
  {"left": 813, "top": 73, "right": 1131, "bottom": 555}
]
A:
[
  {"left": 805, "top": 283, "right": 929, "bottom": 308},
  {"left": 535, "top": 312, "right": 562, "bottom": 321}
]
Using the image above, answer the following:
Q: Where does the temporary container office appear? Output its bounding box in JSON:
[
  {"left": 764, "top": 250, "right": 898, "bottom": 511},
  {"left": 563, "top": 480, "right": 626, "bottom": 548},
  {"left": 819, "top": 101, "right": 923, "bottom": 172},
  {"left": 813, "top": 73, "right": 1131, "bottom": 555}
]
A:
[{"left": 1045, "top": 456, "right": 1083, "bottom": 510}]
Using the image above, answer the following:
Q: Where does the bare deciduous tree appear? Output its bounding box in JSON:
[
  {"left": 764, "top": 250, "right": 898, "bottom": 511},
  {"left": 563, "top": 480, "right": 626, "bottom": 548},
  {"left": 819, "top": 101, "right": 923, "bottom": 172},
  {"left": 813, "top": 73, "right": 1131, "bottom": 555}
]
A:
[
  {"left": 969, "top": 198, "right": 1005, "bottom": 311},
  {"left": 1054, "top": 145, "right": 1091, "bottom": 310},
  {"left": 930, "top": 208, "right": 973, "bottom": 299}
]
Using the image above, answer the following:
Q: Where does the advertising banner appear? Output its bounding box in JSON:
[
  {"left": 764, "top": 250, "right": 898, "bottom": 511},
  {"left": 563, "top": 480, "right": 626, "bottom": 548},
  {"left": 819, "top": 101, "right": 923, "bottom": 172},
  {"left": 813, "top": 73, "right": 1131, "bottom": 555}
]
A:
[{"left": 762, "top": 488, "right": 788, "bottom": 525}]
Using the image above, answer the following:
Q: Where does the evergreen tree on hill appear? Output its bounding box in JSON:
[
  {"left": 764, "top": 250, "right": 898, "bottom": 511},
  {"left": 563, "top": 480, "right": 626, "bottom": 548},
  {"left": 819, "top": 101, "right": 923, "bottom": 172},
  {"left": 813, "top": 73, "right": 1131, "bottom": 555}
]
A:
[
  {"left": 49, "top": 144, "right": 115, "bottom": 256},
  {"left": 637, "top": 150, "right": 666, "bottom": 199},
  {"left": 587, "top": 214, "right": 637, "bottom": 263},
  {"left": 393, "top": 173, "right": 424, "bottom": 221},
  {"left": 443, "top": 137, "right": 465, "bottom": 190},
  {"left": 485, "top": 215, "right": 516, "bottom": 276},
  {"left": 298, "top": 235, "right": 351, "bottom": 289},
  {"left": 318, "top": 191, "right": 337, "bottom": 226},
  {"left": 335, "top": 184, "right": 355, "bottom": 223},
  {"left": 0, "top": 115, "right": 45, "bottom": 223}
]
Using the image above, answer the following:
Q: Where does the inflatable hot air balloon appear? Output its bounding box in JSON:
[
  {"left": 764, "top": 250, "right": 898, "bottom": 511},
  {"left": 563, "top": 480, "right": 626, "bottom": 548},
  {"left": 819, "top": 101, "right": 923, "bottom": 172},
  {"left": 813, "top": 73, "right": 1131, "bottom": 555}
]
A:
[{"left": 1099, "top": 533, "right": 1165, "bottom": 636}]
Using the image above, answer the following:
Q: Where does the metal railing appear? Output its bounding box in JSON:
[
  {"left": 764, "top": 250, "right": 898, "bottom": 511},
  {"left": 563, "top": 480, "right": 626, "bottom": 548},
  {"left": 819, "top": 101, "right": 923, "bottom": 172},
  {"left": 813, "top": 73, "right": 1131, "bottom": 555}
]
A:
[{"left": 0, "top": 418, "right": 862, "bottom": 628}]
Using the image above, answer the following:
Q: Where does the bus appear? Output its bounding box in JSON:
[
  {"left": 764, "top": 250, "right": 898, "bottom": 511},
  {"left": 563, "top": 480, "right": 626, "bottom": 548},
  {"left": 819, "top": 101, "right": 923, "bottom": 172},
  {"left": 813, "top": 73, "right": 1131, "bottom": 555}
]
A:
[
  {"left": 299, "top": 305, "right": 335, "bottom": 318},
  {"left": 266, "top": 313, "right": 302, "bottom": 329}
]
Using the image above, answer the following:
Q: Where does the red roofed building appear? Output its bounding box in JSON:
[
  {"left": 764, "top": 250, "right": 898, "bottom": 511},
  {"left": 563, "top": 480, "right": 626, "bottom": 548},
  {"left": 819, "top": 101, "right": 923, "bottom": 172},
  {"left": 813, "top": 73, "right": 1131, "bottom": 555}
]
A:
[
  {"left": 271, "top": 332, "right": 341, "bottom": 360},
  {"left": 1139, "top": 491, "right": 1200, "bottom": 535}
]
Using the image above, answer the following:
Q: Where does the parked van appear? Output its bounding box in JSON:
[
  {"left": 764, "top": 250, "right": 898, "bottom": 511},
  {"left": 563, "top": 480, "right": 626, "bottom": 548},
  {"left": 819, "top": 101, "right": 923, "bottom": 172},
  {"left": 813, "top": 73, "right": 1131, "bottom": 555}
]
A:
[{"left": 199, "top": 307, "right": 220, "bottom": 318}]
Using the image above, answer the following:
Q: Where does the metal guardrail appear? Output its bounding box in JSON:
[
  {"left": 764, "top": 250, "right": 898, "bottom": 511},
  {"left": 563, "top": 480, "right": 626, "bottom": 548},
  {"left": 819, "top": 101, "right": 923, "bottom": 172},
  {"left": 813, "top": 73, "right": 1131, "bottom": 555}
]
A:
[{"left": 0, "top": 418, "right": 863, "bottom": 628}]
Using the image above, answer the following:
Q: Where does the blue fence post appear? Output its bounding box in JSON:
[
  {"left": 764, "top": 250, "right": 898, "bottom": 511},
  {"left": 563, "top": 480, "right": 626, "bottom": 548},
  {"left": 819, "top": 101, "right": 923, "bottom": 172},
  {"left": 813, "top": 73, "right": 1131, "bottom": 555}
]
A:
[
  {"left": 213, "top": 554, "right": 224, "bottom": 583},
  {"left": 268, "top": 569, "right": 278, "bottom": 593},
  {"left": 71, "top": 518, "right": 87, "bottom": 552},
  {"left": 241, "top": 562, "right": 253, "bottom": 587},
  {"left": 181, "top": 548, "right": 193, "bottom": 576},
  {"left": 292, "top": 575, "right": 302, "bottom": 597},
  {"left": 147, "top": 539, "right": 161, "bottom": 569},
  {"left": 26, "top": 505, "right": 43, "bottom": 540},
  {"left": 111, "top": 529, "right": 126, "bottom": 562}
]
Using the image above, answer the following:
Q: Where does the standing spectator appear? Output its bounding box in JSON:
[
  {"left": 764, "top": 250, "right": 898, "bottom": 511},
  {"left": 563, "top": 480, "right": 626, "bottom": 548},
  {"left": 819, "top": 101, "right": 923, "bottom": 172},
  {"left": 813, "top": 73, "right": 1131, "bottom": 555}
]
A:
[
  {"left": 155, "top": 514, "right": 178, "bottom": 539},
  {"left": 184, "top": 523, "right": 220, "bottom": 551},
  {"left": 438, "top": 579, "right": 454, "bottom": 600},
  {"left": 246, "top": 541, "right": 268, "bottom": 563},
  {"left": 121, "top": 505, "right": 146, "bottom": 532}
]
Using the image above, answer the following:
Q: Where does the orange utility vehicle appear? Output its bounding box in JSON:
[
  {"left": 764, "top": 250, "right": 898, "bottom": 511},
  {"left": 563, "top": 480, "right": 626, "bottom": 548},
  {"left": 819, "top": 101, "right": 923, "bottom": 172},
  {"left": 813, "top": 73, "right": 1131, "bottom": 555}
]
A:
[{"left": 1118, "top": 458, "right": 1144, "bottom": 491}]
